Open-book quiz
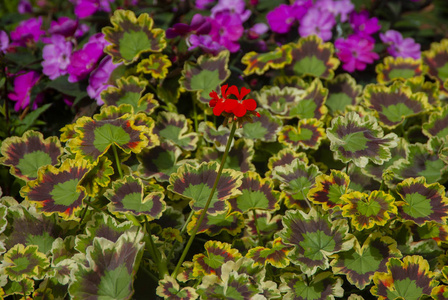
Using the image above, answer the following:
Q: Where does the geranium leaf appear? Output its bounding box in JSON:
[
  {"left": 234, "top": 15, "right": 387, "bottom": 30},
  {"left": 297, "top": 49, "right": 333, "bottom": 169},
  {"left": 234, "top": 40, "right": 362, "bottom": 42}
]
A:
[
  {"left": 363, "top": 81, "right": 430, "bottom": 129},
  {"left": 0, "top": 130, "right": 62, "bottom": 181},
  {"left": 4, "top": 244, "right": 50, "bottom": 281},
  {"left": 69, "top": 232, "right": 144, "bottom": 300},
  {"left": 256, "top": 86, "right": 307, "bottom": 117},
  {"left": 278, "top": 118, "right": 326, "bottom": 150},
  {"left": 331, "top": 233, "right": 402, "bottom": 290},
  {"left": 279, "top": 272, "right": 344, "bottom": 299},
  {"left": 326, "top": 112, "right": 398, "bottom": 168},
  {"left": 395, "top": 176, "right": 448, "bottom": 226},
  {"left": 186, "top": 210, "right": 245, "bottom": 236},
  {"left": 348, "top": 165, "right": 381, "bottom": 192},
  {"left": 308, "top": 170, "right": 350, "bottom": 211},
  {"left": 288, "top": 35, "right": 340, "bottom": 79},
  {"left": 246, "top": 237, "right": 291, "bottom": 268},
  {"left": 20, "top": 159, "right": 90, "bottom": 219},
  {"left": 198, "top": 121, "right": 233, "bottom": 152},
  {"left": 404, "top": 76, "right": 441, "bottom": 107},
  {"left": 156, "top": 275, "right": 198, "bottom": 300},
  {"left": 245, "top": 211, "right": 283, "bottom": 239},
  {"left": 240, "top": 109, "right": 282, "bottom": 142},
  {"left": 389, "top": 138, "right": 446, "bottom": 184},
  {"left": 154, "top": 112, "right": 198, "bottom": 151},
  {"left": 137, "top": 53, "right": 172, "bottom": 79},
  {"left": 376, "top": 56, "right": 427, "bottom": 84},
  {"left": 105, "top": 175, "right": 166, "bottom": 219},
  {"left": 179, "top": 50, "right": 230, "bottom": 104},
  {"left": 193, "top": 241, "right": 242, "bottom": 277},
  {"left": 75, "top": 213, "right": 136, "bottom": 253},
  {"left": 279, "top": 209, "right": 354, "bottom": 275},
  {"left": 197, "top": 138, "right": 255, "bottom": 172},
  {"left": 241, "top": 43, "right": 292, "bottom": 76},
  {"left": 288, "top": 78, "right": 328, "bottom": 120},
  {"left": 423, "top": 105, "right": 448, "bottom": 138},
  {"left": 81, "top": 156, "right": 115, "bottom": 197},
  {"left": 167, "top": 162, "right": 242, "bottom": 215},
  {"left": 266, "top": 147, "right": 309, "bottom": 178},
  {"left": 422, "top": 38, "right": 448, "bottom": 95},
  {"left": 69, "top": 113, "right": 151, "bottom": 163},
  {"left": 272, "top": 158, "right": 321, "bottom": 202},
  {"left": 137, "top": 141, "right": 186, "bottom": 182},
  {"left": 341, "top": 190, "right": 397, "bottom": 230},
  {"left": 371, "top": 256, "right": 438, "bottom": 299},
  {"left": 103, "top": 9, "right": 166, "bottom": 64},
  {"left": 325, "top": 74, "right": 362, "bottom": 115},
  {"left": 227, "top": 171, "right": 282, "bottom": 213}
]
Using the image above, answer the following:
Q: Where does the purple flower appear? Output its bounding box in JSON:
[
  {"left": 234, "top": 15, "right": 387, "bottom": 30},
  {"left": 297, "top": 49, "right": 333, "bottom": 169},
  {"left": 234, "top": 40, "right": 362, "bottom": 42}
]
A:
[
  {"left": 87, "top": 56, "right": 121, "bottom": 105},
  {"left": 0, "top": 31, "right": 9, "bottom": 53},
  {"left": 380, "top": 30, "right": 421, "bottom": 59},
  {"left": 187, "top": 34, "right": 224, "bottom": 54},
  {"left": 316, "top": 0, "right": 354, "bottom": 22},
  {"left": 335, "top": 34, "right": 379, "bottom": 72},
  {"left": 18, "top": 0, "right": 33, "bottom": 14},
  {"left": 10, "top": 17, "right": 45, "bottom": 47},
  {"left": 211, "top": 0, "right": 251, "bottom": 22},
  {"left": 70, "top": 0, "right": 114, "bottom": 18},
  {"left": 291, "top": 0, "right": 313, "bottom": 20},
  {"left": 247, "top": 23, "right": 269, "bottom": 39},
  {"left": 8, "top": 71, "right": 42, "bottom": 111},
  {"left": 48, "top": 17, "right": 89, "bottom": 38},
  {"left": 266, "top": 4, "right": 297, "bottom": 34},
  {"left": 299, "top": 7, "right": 336, "bottom": 41},
  {"left": 350, "top": 10, "right": 381, "bottom": 41},
  {"left": 42, "top": 35, "right": 73, "bottom": 80},
  {"left": 166, "top": 14, "right": 211, "bottom": 39},
  {"left": 67, "top": 33, "right": 107, "bottom": 82},
  {"left": 195, "top": 0, "right": 215, "bottom": 10},
  {"left": 209, "top": 11, "right": 244, "bottom": 52}
]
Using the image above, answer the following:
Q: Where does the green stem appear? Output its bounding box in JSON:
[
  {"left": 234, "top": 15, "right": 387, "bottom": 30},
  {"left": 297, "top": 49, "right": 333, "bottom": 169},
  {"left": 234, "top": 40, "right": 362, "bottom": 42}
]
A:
[
  {"left": 112, "top": 144, "right": 124, "bottom": 178},
  {"left": 166, "top": 210, "right": 195, "bottom": 264},
  {"left": 192, "top": 94, "right": 199, "bottom": 132},
  {"left": 252, "top": 209, "right": 263, "bottom": 246},
  {"left": 144, "top": 221, "right": 168, "bottom": 277},
  {"left": 141, "top": 262, "right": 160, "bottom": 282},
  {"left": 171, "top": 122, "right": 237, "bottom": 277}
]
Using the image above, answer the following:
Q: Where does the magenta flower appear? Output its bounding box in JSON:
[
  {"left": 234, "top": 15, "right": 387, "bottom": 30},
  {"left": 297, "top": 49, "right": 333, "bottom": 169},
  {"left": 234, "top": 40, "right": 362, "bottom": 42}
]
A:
[
  {"left": 247, "top": 23, "right": 269, "bottom": 40},
  {"left": 67, "top": 33, "right": 107, "bottom": 82},
  {"left": 42, "top": 35, "right": 73, "bottom": 80},
  {"left": 8, "top": 71, "right": 42, "bottom": 111},
  {"left": 211, "top": 0, "right": 251, "bottom": 22},
  {"left": 18, "top": 0, "right": 33, "bottom": 14},
  {"left": 209, "top": 11, "right": 244, "bottom": 52},
  {"left": 187, "top": 34, "right": 224, "bottom": 55},
  {"left": 70, "top": 0, "right": 114, "bottom": 18},
  {"left": 316, "top": 0, "right": 354, "bottom": 22},
  {"left": 380, "top": 30, "right": 421, "bottom": 59},
  {"left": 266, "top": 4, "right": 297, "bottom": 34},
  {"left": 48, "top": 17, "right": 88, "bottom": 38},
  {"left": 195, "top": 0, "right": 215, "bottom": 10},
  {"left": 299, "top": 7, "right": 336, "bottom": 41},
  {"left": 10, "top": 17, "right": 45, "bottom": 47},
  {"left": 291, "top": 0, "right": 313, "bottom": 20},
  {"left": 0, "top": 31, "right": 9, "bottom": 53},
  {"left": 335, "top": 34, "right": 379, "bottom": 72},
  {"left": 166, "top": 14, "right": 211, "bottom": 39},
  {"left": 350, "top": 10, "right": 381, "bottom": 41},
  {"left": 87, "top": 56, "right": 121, "bottom": 105}
]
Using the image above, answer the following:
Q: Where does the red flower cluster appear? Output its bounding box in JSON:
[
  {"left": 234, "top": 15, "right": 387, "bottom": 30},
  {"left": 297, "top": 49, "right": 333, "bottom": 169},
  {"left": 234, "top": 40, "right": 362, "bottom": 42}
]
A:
[{"left": 209, "top": 85, "right": 260, "bottom": 123}]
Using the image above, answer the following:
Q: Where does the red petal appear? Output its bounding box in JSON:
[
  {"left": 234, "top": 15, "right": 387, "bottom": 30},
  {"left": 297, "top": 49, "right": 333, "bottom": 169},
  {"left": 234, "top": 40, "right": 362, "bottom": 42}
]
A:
[
  {"left": 213, "top": 101, "right": 225, "bottom": 116},
  {"left": 239, "top": 87, "right": 251, "bottom": 99},
  {"left": 221, "top": 84, "right": 229, "bottom": 98},
  {"left": 242, "top": 99, "right": 257, "bottom": 111},
  {"left": 233, "top": 103, "right": 247, "bottom": 117},
  {"left": 224, "top": 99, "right": 238, "bottom": 113},
  {"left": 226, "top": 85, "right": 239, "bottom": 98}
]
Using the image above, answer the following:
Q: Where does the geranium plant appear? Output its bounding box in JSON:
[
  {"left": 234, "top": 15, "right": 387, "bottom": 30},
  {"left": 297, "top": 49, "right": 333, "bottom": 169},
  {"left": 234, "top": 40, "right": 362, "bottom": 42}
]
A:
[{"left": 1, "top": 0, "right": 448, "bottom": 299}]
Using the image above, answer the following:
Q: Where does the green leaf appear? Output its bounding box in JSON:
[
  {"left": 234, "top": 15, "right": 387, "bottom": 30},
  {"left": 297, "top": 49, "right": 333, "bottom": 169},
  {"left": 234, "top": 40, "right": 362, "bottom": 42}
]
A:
[
  {"left": 4, "top": 244, "right": 50, "bottom": 281},
  {"left": 375, "top": 56, "right": 427, "bottom": 84},
  {"left": 241, "top": 43, "right": 292, "bottom": 76}
]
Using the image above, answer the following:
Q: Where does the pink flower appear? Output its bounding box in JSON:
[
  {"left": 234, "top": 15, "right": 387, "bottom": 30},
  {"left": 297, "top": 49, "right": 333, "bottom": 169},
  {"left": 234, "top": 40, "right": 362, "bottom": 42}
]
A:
[
  {"left": 10, "top": 17, "right": 45, "bottom": 47},
  {"left": 48, "top": 17, "right": 89, "bottom": 38},
  {"left": 187, "top": 34, "right": 224, "bottom": 54},
  {"left": 316, "top": 0, "right": 354, "bottom": 22},
  {"left": 299, "top": 7, "right": 336, "bottom": 41},
  {"left": 380, "top": 30, "right": 421, "bottom": 59},
  {"left": 42, "top": 35, "right": 73, "bottom": 80},
  {"left": 0, "top": 31, "right": 9, "bottom": 53},
  {"left": 87, "top": 56, "right": 121, "bottom": 105},
  {"left": 211, "top": 0, "right": 251, "bottom": 22},
  {"left": 335, "top": 34, "right": 379, "bottom": 72},
  {"left": 195, "top": 0, "right": 215, "bottom": 10},
  {"left": 18, "top": 0, "right": 33, "bottom": 14},
  {"left": 247, "top": 23, "right": 269, "bottom": 40},
  {"left": 67, "top": 33, "right": 108, "bottom": 82},
  {"left": 8, "top": 71, "right": 42, "bottom": 111},
  {"left": 70, "top": 0, "right": 114, "bottom": 18},
  {"left": 209, "top": 11, "right": 244, "bottom": 52},
  {"left": 266, "top": 4, "right": 297, "bottom": 34},
  {"left": 350, "top": 10, "right": 381, "bottom": 41}
]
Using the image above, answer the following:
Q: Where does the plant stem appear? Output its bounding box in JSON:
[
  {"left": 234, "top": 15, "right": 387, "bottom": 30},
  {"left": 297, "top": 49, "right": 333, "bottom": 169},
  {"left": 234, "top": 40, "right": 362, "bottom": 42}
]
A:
[
  {"left": 144, "top": 220, "right": 168, "bottom": 277},
  {"left": 171, "top": 121, "right": 237, "bottom": 277},
  {"left": 112, "top": 144, "right": 124, "bottom": 178},
  {"left": 166, "top": 209, "right": 195, "bottom": 263},
  {"left": 192, "top": 94, "right": 198, "bottom": 132},
  {"left": 252, "top": 209, "right": 263, "bottom": 246}
]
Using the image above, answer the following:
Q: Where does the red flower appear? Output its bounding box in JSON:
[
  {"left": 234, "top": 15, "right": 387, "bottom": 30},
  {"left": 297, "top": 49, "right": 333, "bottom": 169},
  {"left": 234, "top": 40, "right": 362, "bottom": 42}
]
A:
[{"left": 209, "top": 85, "right": 259, "bottom": 123}]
